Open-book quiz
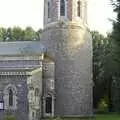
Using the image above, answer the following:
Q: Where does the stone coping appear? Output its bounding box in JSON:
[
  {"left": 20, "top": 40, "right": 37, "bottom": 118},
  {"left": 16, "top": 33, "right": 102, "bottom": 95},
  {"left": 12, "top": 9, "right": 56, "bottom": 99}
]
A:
[{"left": 43, "top": 21, "right": 90, "bottom": 32}]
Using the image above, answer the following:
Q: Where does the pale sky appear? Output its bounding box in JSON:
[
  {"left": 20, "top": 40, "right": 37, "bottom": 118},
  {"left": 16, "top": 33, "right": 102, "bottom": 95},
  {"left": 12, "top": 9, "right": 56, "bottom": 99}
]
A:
[{"left": 0, "top": 0, "right": 116, "bottom": 35}]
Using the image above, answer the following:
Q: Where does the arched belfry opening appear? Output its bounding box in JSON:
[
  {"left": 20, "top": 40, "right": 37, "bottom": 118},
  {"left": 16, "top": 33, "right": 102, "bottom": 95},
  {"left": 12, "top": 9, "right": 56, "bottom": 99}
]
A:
[
  {"left": 60, "top": 0, "right": 65, "bottom": 16},
  {"left": 77, "top": 0, "right": 81, "bottom": 17},
  {"left": 48, "top": 1, "right": 50, "bottom": 18}
]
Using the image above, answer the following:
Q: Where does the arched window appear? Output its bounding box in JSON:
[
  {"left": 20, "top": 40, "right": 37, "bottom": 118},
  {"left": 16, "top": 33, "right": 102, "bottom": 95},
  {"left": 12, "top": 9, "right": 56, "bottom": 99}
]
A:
[
  {"left": 48, "top": 1, "right": 50, "bottom": 18},
  {"left": 9, "top": 89, "right": 13, "bottom": 106},
  {"left": 77, "top": 0, "right": 81, "bottom": 17},
  {"left": 45, "top": 95, "right": 52, "bottom": 114},
  {"left": 3, "top": 84, "right": 17, "bottom": 110},
  {"left": 60, "top": 0, "right": 65, "bottom": 16}
]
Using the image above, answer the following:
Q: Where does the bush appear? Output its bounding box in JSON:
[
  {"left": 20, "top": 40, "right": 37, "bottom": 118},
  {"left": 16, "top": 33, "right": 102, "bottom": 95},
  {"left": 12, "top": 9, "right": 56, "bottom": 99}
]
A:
[
  {"left": 97, "top": 99, "right": 108, "bottom": 114},
  {"left": 3, "top": 115, "right": 16, "bottom": 120}
]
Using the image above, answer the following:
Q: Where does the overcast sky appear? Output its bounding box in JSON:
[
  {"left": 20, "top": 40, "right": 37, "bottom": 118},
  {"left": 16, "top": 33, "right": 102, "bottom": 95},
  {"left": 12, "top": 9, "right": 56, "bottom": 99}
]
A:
[{"left": 0, "top": 0, "right": 116, "bottom": 35}]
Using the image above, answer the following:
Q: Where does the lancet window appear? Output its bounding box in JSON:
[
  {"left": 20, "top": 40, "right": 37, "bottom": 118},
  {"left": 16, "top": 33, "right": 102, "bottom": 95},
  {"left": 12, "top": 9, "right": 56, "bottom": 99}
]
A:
[
  {"left": 77, "top": 0, "right": 81, "bottom": 17},
  {"left": 60, "top": 0, "right": 65, "bottom": 16}
]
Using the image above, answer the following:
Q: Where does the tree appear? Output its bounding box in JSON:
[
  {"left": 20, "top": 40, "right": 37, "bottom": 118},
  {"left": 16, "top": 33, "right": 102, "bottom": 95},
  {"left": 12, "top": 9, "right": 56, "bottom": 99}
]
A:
[
  {"left": 92, "top": 31, "right": 105, "bottom": 108},
  {"left": 24, "top": 26, "right": 39, "bottom": 41},
  {"left": 0, "top": 26, "right": 41, "bottom": 41},
  {"left": 110, "top": 0, "right": 120, "bottom": 112},
  {"left": 0, "top": 27, "right": 7, "bottom": 41},
  {"left": 5, "top": 28, "right": 12, "bottom": 41},
  {"left": 111, "top": 0, "right": 120, "bottom": 70},
  {"left": 91, "top": 31, "right": 111, "bottom": 110},
  {"left": 11, "top": 27, "right": 24, "bottom": 41}
]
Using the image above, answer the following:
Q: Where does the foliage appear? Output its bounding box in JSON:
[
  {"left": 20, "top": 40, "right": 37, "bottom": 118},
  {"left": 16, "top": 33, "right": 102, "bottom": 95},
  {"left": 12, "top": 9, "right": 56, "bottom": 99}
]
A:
[
  {"left": 24, "top": 27, "right": 39, "bottom": 41},
  {"left": 0, "top": 26, "right": 42, "bottom": 41},
  {"left": 0, "top": 27, "right": 7, "bottom": 41},
  {"left": 110, "top": 0, "right": 120, "bottom": 70},
  {"left": 91, "top": 31, "right": 111, "bottom": 109},
  {"left": 110, "top": 0, "right": 120, "bottom": 112},
  {"left": 97, "top": 99, "right": 108, "bottom": 114},
  {"left": 3, "top": 115, "right": 16, "bottom": 120},
  {"left": 11, "top": 27, "right": 24, "bottom": 41}
]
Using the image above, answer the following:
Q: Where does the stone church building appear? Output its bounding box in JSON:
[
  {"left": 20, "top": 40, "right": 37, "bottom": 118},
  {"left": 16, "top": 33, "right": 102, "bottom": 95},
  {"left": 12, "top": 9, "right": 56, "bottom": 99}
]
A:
[{"left": 0, "top": 0, "right": 93, "bottom": 120}]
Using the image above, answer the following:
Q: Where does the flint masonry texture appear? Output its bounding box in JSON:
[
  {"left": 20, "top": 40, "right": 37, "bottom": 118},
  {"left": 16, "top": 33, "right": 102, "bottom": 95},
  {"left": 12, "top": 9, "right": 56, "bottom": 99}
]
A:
[{"left": 41, "top": 21, "right": 93, "bottom": 116}]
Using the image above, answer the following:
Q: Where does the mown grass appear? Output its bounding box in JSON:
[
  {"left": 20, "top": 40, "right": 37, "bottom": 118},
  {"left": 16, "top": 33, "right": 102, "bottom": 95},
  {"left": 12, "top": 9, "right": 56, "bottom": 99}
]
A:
[
  {"left": 96, "top": 114, "right": 120, "bottom": 120},
  {"left": 45, "top": 114, "right": 120, "bottom": 120}
]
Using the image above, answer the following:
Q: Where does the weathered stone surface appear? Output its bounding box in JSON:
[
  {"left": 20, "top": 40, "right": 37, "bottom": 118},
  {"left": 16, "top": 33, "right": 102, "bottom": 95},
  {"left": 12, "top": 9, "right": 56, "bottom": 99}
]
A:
[
  {"left": 41, "top": 21, "right": 93, "bottom": 116},
  {"left": 0, "top": 75, "right": 29, "bottom": 120}
]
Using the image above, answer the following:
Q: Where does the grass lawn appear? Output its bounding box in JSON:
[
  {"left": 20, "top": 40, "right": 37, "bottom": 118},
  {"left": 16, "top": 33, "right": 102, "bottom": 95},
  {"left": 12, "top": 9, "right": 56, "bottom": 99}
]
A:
[
  {"left": 96, "top": 114, "right": 120, "bottom": 120},
  {"left": 45, "top": 114, "right": 120, "bottom": 120}
]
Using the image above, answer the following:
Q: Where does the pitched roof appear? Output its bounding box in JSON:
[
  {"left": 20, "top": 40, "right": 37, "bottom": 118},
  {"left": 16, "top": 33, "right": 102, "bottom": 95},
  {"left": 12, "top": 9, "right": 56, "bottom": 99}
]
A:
[{"left": 0, "top": 41, "right": 46, "bottom": 55}]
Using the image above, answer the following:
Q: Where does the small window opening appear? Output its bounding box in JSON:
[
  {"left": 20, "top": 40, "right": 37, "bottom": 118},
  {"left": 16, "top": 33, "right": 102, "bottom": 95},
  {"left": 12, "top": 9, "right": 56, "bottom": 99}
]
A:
[
  {"left": 77, "top": 1, "right": 81, "bottom": 17},
  {"left": 50, "top": 80, "right": 54, "bottom": 89},
  {"left": 9, "top": 89, "right": 13, "bottom": 106},
  {"left": 46, "top": 96, "right": 52, "bottom": 114},
  {"left": 60, "top": 0, "right": 65, "bottom": 16},
  {"left": 48, "top": 1, "right": 50, "bottom": 18}
]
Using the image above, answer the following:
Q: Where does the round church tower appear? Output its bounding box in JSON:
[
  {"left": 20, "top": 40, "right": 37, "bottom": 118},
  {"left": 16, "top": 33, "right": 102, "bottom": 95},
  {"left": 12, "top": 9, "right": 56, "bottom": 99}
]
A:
[{"left": 41, "top": 0, "right": 93, "bottom": 116}]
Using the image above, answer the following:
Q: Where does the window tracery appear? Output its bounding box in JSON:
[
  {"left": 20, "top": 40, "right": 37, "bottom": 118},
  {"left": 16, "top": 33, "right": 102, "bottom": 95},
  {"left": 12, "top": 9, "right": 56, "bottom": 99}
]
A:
[{"left": 3, "top": 84, "right": 17, "bottom": 110}]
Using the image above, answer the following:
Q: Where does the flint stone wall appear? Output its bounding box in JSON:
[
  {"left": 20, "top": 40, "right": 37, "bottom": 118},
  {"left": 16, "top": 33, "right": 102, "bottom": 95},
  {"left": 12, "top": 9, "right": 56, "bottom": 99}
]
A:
[
  {"left": 0, "top": 75, "right": 29, "bottom": 120},
  {"left": 41, "top": 21, "right": 93, "bottom": 116}
]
